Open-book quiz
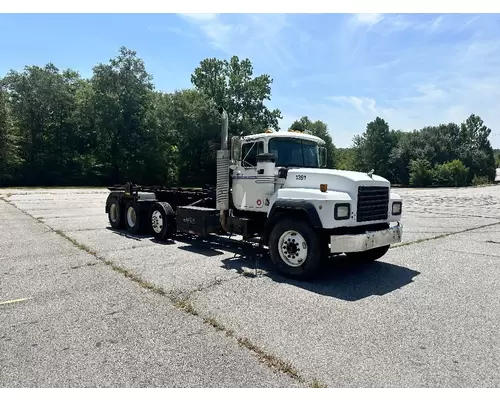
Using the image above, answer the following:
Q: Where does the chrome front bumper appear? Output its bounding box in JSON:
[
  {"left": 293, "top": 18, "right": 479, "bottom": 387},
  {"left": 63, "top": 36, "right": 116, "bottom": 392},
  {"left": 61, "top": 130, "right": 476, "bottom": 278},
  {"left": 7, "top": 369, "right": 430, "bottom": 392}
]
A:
[{"left": 329, "top": 223, "right": 403, "bottom": 253}]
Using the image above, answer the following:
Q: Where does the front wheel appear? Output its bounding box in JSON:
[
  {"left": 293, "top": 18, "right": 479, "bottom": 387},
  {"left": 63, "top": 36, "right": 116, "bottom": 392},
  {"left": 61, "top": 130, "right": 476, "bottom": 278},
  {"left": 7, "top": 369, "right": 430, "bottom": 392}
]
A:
[{"left": 268, "top": 219, "right": 324, "bottom": 280}]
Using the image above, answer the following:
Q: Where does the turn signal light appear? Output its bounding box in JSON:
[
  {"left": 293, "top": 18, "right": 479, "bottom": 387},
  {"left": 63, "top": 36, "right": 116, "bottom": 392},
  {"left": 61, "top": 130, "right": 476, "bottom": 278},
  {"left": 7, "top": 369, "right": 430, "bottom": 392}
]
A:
[{"left": 320, "top": 184, "right": 328, "bottom": 192}]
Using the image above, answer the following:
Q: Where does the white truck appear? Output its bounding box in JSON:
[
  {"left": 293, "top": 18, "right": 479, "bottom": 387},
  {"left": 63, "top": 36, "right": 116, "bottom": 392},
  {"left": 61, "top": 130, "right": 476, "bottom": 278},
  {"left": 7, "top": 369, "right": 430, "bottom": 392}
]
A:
[{"left": 105, "top": 108, "right": 403, "bottom": 280}]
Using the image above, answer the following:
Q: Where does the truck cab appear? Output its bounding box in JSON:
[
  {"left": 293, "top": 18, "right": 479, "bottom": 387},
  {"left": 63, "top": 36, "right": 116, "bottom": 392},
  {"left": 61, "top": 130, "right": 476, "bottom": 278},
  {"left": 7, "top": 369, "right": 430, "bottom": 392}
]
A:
[
  {"left": 229, "top": 131, "right": 326, "bottom": 212},
  {"left": 220, "top": 126, "right": 403, "bottom": 279}
]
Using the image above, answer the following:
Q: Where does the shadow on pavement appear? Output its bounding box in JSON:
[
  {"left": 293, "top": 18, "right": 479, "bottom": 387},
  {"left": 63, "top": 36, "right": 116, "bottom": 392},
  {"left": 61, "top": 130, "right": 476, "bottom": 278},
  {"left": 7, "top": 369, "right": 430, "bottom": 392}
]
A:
[
  {"left": 220, "top": 253, "right": 420, "bottom": 301},
  {"left": 106, "top": 227, "right": 149, "bottom": 242},
  {"left": 107, "top": 227, "right": 420, "bottom": 301}
]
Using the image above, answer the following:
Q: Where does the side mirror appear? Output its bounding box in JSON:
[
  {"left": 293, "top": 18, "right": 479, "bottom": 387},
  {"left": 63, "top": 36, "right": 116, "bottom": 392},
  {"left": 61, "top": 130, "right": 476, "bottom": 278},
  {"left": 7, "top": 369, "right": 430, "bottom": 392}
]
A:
[
  {"left": 319, "top": 147, "right": 327, "bottom": 168},
  {"left": 231, "top": 136, "right": 242, "bottom": 163}
]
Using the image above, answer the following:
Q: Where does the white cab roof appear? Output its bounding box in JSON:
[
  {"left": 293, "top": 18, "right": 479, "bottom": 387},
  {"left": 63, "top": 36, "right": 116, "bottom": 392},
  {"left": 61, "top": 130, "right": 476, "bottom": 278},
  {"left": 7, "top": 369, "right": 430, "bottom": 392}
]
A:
[{"left": 242, "top": 131, "right": 326, "bottom": 145}]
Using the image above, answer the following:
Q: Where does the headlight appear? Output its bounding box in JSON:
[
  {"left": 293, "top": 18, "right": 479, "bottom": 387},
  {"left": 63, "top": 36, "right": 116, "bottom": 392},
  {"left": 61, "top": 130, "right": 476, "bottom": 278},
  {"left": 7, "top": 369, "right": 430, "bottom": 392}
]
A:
[
  {"left": 334, "top": 203, "right": 350, "bottom": 220},
  {"left": 392, "top": 201, "right": 402, "bottom": 215}
]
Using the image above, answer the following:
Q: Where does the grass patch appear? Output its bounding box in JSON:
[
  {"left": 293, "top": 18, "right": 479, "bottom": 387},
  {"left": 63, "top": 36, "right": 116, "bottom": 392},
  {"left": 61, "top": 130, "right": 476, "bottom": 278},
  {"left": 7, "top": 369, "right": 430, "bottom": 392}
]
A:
[
  {"left": 310, "top": 379, "right": 327, "bottom": 388},
  {"left": 237, "top": 337, "right": 300, "bottom": 380},
  {"left": 206, "top": 317, "right": 227, "bottom": 332},
  {"left": 109, "top": 264, "right": 166, "bottom": 295},
  {"left": 54, "top": 229, "right": 97, "bottom": 256},
  {"left": 173, "top": 298, "right": 199, "bottom": 316},
  {"left": 53, "top": 227, "right": 168, "bottom": 296},
  {"left": 169, "top": 298, "right": 321, "bottom": 385}
]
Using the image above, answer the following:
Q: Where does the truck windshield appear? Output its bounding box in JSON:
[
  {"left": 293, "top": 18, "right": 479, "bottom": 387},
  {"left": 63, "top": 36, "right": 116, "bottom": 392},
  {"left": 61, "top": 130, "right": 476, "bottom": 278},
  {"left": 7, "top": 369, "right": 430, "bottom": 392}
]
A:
[{"left": 268, "top": 137, "right": 320, "bottom": 168}]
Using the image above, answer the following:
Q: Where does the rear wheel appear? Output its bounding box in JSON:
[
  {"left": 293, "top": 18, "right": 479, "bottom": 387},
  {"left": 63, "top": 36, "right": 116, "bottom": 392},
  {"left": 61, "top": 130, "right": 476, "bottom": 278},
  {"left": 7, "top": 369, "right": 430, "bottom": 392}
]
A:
[
  {"left": 108, "top": 197, "right": 124, "bottom": 229},
  {"left": 124, "top": 201, "right": 146, "bottom": 234},
  {"left": 150, "top": 202, "right": 176, "bottom": 241},
  {"left": 268, "top": 218, "right": 324, "bottom": 280}
]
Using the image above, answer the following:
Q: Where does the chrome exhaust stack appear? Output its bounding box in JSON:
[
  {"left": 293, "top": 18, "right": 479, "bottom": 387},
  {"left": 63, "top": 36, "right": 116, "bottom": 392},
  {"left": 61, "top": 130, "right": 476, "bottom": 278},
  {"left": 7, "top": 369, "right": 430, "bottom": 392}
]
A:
[{"left": 216, "top": 107, "right": 230, "bottom": 231}]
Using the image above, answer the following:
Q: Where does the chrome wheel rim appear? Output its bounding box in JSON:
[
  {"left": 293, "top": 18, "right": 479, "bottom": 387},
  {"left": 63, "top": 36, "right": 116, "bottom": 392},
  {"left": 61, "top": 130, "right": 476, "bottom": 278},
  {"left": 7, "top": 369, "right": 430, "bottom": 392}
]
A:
[
  {"left": 151, "top": 210, "right": 164, "bottom": 234},
  {"left": 278, "top": 230, "right": 308, "bottom": 267},
  {"left": 110, "top": 203, "right": 118, "bottom": 223},
  {"left": 126, "top": 206, "right": 137, "bottom": 227}
]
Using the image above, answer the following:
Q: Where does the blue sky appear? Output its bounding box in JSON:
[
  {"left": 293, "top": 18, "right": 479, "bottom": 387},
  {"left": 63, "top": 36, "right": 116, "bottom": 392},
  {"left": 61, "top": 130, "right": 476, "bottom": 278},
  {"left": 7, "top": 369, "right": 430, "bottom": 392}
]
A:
[{"left": 1, "top": 13, "right": 500, "bottom": 148}]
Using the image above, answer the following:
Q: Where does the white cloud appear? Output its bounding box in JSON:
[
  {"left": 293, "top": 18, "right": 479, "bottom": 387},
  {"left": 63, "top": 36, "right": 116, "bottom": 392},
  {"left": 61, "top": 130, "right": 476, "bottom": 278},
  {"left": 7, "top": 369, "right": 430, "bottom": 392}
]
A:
[
  {"left": 430, "top": 15, "right": 444, "bottom": 30},
  {"left": 178, "top": 13, "right": 241, "bottom": 50},
  {"left": 405, "top": 84, "right": 447, "bottom": 104},
  {"left": 179, "top": 13, "right": 217, "bottom": 22},
  {"left": 351, "top": 13, "right": 384, "bottom": 27},
  {"left": 288, "top": 15, "right": 500, "bottom": 148},
  {"left": 327, "top": 96, "right": 377, "bottom": 114},
  {"left": 176, "top": 13, "right": 300, "bottom": 70},
  {"left": 171, "top": 13, "right": 500, "bottom": 148}
]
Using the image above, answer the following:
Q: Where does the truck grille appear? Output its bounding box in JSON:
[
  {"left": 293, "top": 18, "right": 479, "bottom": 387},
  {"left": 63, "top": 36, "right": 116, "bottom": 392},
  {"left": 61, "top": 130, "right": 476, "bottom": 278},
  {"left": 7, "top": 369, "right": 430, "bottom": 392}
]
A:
[{"left": 356, "top": 186, "right": 389, "bottom": 222}]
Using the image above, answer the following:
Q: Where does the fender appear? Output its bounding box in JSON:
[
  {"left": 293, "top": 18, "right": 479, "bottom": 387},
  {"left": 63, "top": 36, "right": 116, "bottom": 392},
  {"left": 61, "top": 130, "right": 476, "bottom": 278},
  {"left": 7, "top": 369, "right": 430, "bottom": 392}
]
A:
[
  {"left": 267, "top": 199, "right": 323, "bottom": 229},
  {"left": 261, "top": 199, "right": 323, "bottom": 245}
]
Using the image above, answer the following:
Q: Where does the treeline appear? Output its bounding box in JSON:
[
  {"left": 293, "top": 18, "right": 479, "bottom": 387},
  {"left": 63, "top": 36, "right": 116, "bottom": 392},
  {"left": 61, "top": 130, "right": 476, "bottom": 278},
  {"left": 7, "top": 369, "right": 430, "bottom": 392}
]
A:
[
  {"left": 335, "top": 116, "right": 499, "bottom": 187},
  {"left": 0, "top": 46, "right": 498, "bottom": 188},
  {"left": 0, "top": 47, "right": 282, "bottom": 187}
]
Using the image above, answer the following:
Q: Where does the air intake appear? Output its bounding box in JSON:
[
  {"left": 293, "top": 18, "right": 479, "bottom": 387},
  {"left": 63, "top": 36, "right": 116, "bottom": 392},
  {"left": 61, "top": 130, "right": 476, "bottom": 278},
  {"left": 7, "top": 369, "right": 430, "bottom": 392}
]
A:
[{"left": 356, "top": 186, "right": 389, "bottom": 222}]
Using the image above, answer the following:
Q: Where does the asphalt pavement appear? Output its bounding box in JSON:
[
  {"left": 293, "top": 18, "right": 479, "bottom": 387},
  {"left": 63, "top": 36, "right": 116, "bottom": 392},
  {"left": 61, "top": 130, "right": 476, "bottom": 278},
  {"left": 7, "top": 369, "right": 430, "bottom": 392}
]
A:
[{"left": 1, "top": 185, "right": 499, "bottom": 387}]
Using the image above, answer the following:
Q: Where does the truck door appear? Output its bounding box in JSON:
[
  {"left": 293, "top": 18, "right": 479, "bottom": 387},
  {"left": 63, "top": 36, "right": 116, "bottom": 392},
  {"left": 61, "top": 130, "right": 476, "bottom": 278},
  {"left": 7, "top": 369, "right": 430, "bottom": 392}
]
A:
[{"left": 232, "top": 140, "right": 265, "bottom": 210}]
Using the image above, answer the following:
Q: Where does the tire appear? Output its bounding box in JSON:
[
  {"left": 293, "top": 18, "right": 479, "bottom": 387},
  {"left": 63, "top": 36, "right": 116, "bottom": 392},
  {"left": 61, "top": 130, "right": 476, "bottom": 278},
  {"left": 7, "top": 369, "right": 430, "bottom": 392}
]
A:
[
  {"left": 346, "top": 245, "right": 390, "bottom": 263},
  {"left": 124, "top": 201, "right": 146, "bottom": 234},
  {"left": 268, "top": 218, "right": 324, "bottom": 280},
  {"left": 149, "top": 202, "right": 176, "bottom": 241},
  {"left": 108, "top": 197, "right": 124, "bottom": 229}
]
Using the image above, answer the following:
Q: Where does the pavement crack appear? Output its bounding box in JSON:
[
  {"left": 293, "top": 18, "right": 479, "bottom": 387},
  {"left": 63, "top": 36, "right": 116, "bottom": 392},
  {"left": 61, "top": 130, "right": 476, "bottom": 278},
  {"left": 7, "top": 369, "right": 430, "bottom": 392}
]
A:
[
  {"left": 183, "top": 275, "right": 242, "bottom": 299},
  {"left": 417, "top": 209, "right": 500, "bottom": 220},
  {"left": 393, "top": 220, "right": 500, "bottom": 248},
  {"left": 2, "top": 198, "right": 320, "bottom": 387},
  {"left": 171, "top": 297, "right": 323, "bottom": 387},
  {"left": 441, "top": 248, "right": 500, "bottom": 259}
]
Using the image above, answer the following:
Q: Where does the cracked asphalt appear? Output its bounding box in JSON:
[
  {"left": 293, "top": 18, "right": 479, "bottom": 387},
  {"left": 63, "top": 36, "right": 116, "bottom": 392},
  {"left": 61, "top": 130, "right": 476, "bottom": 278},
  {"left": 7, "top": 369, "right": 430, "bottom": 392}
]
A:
[{"left": 1, "top": 185, "right": 500, "bottom": 387}]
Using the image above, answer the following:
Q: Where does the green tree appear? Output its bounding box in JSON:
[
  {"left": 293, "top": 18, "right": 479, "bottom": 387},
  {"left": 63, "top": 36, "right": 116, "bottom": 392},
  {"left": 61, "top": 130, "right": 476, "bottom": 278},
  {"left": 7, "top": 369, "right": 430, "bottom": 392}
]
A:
[
  {"left": 0, "top": 86, "right": 21, "bottom": 185},
  {"left": 458, "top": 114, "right": 496, "bottom": 181},
  {"left": 166, "top": 89, "right": 221, "bottom": 187},
  {"left": 191, "top": 55, "right": 282, "bottom": 136},
  {"left": 289, "top": 116, "right": 336, "bottom": 168},
  {"left": 90, "top": 46, "right": 156, "bottom": 184},
  {"left": 409, "top": 159, "right": 434, "bottom": 187},
  {"left": 335, "top": 148, "right": 357, "bottom": 171},
  {"left": 353, "top": 117, "right": 398, "bottom": 179},
  {"left": 387, "top": 130, "right": 413, "bottom": 185},
  {"left": 432, "top": 159, "right": 469, "bottom": 187},
  {"left": 2, "top": 64, "right": 82, "bottom": 185},
  {"left": 494, "top": 149, "right": 500, "bottom": 168}
]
